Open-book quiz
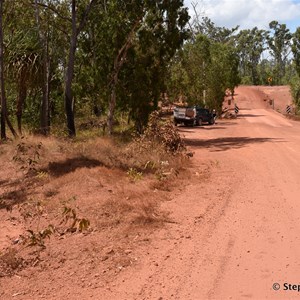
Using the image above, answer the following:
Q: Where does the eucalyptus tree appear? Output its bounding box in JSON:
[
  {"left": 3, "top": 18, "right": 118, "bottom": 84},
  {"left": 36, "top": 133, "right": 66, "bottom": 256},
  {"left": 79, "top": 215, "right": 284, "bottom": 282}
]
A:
[
  {"left": 80, "top": 0, "right": 189, "bottom": 134},
  {"left": 34, "top": 0, "right": 52, "bottom": 135},
  {"left": 202, "top": 36, "right": 240, "bottom": 109},
  {"left": 267, "top": 21, "right": 292, "bottom": 84},
  {"left": 77, "top": 0, "right": 144, "bottom": 134},
  {"left": 124, "top": 0, "right": 190, "bottom": 132},
  {"left": 235, "top": 27, "right": 267, "bottom": 85},
  {"left": 63, "top": 0, "right": 96, "bottom": 137},
  {"left": 196, "top": 17, "right": 239, "bottom": 44},
  {"left": 292, "top": 27, "right": 300, "bottom": 78},
  {"left": 290, "top": 27, "right": 300, "bottom": 108},
  {"left": 169, "top": 34, "right": 211, "bottom": 105},
  {"left": 167, "top": 15, "right": 240, "bottom": 111}
]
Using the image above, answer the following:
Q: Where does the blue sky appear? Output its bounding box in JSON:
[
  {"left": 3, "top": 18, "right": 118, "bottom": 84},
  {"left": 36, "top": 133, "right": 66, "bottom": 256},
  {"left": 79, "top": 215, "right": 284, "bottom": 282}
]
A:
[{"left": 184, "top": 0, "right": 300, "bottom": 33}]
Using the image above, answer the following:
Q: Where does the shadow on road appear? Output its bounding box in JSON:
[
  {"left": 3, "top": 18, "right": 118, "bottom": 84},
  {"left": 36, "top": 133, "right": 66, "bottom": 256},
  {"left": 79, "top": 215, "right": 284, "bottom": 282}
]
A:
[
  {"left": 201, "top": 126, "right": 226, "bottom": 130},
  {"left": 178, "top": 122, "right": 237, "bottom": 132},
  {"left": 239, "top": 114, "right": 265, "bottom": 118},
  {"left": 177, "top": 128, "right": 196, "bottom": 133},
  {"left": 184, "top": 136, "right": 284, "bottom": 152},
  {"left": 215, "top": 121, "right": 238, "bottom": 126}
]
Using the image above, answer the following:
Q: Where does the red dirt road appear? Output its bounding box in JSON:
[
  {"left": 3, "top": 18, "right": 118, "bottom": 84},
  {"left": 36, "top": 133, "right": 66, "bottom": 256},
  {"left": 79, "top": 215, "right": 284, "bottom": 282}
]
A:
[
  {"left": 106, "top": 86, "right": 300, "bottom": 299},
  {"left": 1, "top": 86, "right": 300, "bottom": 299}
]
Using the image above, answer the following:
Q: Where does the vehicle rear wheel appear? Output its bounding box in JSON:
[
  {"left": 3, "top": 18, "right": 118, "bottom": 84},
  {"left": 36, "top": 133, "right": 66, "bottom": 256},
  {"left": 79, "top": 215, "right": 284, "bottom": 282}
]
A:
[
  {"left": 209, "top": 118, "right": 215, "bottom": 125},
  {"left": 198, "top": 118, "right": 203, "bottom": 126}
]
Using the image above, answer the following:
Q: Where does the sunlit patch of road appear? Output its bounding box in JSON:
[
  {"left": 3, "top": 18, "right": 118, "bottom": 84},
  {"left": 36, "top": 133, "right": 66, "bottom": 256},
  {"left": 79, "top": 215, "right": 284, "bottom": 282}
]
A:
[{"left": 240, "top": 108, "right": 293, "bottom": 128}]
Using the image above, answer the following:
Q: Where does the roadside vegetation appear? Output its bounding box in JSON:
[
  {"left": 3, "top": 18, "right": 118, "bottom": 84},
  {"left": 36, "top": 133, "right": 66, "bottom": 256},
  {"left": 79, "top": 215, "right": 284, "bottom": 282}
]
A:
[
  {"left": 0, "top": 111, "right": 192, "bottom": 277},
  {"left": 1, "top": 1, "right": 300, "bottom": 141},
  {"left": 2, "top": 2, "right": 300, "bottom": 295}
]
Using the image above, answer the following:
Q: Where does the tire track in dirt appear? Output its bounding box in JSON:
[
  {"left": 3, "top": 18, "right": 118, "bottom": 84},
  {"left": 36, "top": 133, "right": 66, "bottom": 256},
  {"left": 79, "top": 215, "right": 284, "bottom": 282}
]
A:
[
  {"left": 138, "top": 177, "right": 237, "bottom": 300},
  {"left": 111, "top": 86, "right": 300, "bottom": 300},
  {"left": 106, "top": 154, "right": 243, "bottom": 300}
]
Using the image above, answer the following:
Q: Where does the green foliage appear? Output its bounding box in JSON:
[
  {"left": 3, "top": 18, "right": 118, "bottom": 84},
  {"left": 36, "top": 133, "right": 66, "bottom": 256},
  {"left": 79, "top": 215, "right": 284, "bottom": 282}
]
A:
[
  {"left": 3, "top": 0, "right": 69, "bottom": 131},
  {"left": 167, "top": 32, "right": 240, "bottom": 111},
  {"left": 235, "top": 27, "right": 267, "bottom": 85},
  {"left": 2, "top": 0, "right": 300, "bottom": 136},
  {"left": 61, "top": 206, "right": 90, "bottom": 232},
  {"left": 22, "top": 202, "right": 90, "bottom": 249},
  {"left": 25, "top": 225, "right": 55, "bottom": 248},
  {"left": 292, "top": 27, "right": 300, "bottom": 78},
  {"left": 194, "top": 16, "right": 239, "bottom": 43},
  {"left": 290, "top": 75, "right": 300, "bottom": 110},
  {"left": 127, "top": 168, "right": 143, "bottom": 182},
  {"left": 267, "top": 21, "right": 292, "bottom": 85},
  {"left": 77, "top": 0, "right": 189, "bottom": 134}
]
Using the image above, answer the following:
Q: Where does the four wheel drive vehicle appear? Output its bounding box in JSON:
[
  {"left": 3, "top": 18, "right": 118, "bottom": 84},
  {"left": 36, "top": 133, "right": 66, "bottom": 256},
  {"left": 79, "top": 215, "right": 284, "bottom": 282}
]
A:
[
  {"left": 196, "top": 107, "right": 215, "bottom": 125},
  {"left": 173, "top": 106, "right": 215, "bottom": 126},
  {"left": 173, "top": 106, "right": 196, "bottom": 126}
]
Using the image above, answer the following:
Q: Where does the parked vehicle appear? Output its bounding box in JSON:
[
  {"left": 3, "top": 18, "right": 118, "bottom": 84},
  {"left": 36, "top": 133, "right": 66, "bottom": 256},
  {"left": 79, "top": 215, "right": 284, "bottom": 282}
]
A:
[
  {"left": 195, "top": 107, "right": 215, "bottom": 125},
  {"left": 173, "top": 106, "right": 215, "bottom": 126},
  {"left": 173, "top": 106, "right": 196, "bottom": 126}
]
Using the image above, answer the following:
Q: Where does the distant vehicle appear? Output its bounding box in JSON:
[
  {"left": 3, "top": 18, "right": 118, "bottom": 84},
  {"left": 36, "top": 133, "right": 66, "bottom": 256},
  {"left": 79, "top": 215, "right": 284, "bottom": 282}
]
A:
[
  {"left": 173, "top": 106, "right": 215, "bottom": 126},
  {"left": 195, "top": 107, "right": 215, "bottom": 125},
  {"left": 173, "top": 106, "right": 196, "bottom": 126}
]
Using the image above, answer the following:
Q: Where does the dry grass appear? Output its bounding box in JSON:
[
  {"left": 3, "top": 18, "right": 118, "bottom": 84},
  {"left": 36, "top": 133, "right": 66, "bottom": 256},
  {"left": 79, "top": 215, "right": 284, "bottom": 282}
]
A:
[
  {"left": 285, "top": 114, "right": 300, "bottom": 121},
  {"left": 0, "top": 248, "right": 24, "bottom": 276},
  {"left": 0, "top": 126, "right": 191, "bottom": 281}
]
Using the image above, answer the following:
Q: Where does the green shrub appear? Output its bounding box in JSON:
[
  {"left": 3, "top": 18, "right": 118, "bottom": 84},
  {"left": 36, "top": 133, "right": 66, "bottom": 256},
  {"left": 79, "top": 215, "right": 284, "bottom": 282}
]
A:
[{"left": 290, "top": 76, "right": 300, "bottom": 112}]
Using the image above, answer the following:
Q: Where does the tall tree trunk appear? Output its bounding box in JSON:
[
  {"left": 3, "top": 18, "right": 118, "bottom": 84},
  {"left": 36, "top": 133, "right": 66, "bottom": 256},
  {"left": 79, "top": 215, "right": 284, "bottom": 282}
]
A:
[
  {"left": 107, "top": 19, "right": 141, "bottom": 135},
  {"left": 0, "top": 0, "right": 6, "bottom": 140},
  {"left": 65, "top": 0, "right": 77, "bottom": 137},
  {"left": 0, "top": 0, "right": 17, "bottom": 140},
  {"left": 40, "top": 43, "right": 50, "bottom": 135},
  {"left": 64, "top": 0, "right": 95, "bottom": 137},
  {"left": 35, "top": 0, "right": 50, "bottom": 135},
  {"left": 16, "top": 68, "right": 28, "bottom": 134},
  {"left": 107, "top": 77, "right": 117, "bottom": 135}
]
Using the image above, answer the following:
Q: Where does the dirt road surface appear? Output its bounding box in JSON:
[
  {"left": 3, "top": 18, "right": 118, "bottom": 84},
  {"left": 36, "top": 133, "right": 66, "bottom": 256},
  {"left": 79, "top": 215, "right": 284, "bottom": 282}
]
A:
[
  {"left": 105, "top": 86, "right": 300, "bottom": 299},
  {"left": 1, "top": 86, "right": 300, "bottom": 300}
]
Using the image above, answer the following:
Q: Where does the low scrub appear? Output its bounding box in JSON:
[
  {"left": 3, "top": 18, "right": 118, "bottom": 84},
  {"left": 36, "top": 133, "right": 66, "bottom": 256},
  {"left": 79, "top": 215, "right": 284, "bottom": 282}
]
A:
[
  {"left": 133, "top": 110, "right": 186, "bottom": 155},
  {"left": 68, "top": 111, "right": 188, "bottom": 177},
  {"left": 121, "top": 111, "right": 187, "bottom": 174}
]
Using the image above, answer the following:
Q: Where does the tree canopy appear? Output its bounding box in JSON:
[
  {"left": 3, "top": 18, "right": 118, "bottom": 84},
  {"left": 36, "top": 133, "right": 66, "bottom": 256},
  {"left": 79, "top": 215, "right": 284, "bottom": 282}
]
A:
[{"left": 1, "top": 1, "right": 300, "bottom": 140}]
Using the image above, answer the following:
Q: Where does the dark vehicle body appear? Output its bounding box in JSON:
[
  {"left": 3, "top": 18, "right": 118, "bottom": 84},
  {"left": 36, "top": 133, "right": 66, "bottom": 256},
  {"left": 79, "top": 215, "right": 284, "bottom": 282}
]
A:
[
  {"left": 195, "top": 107, "right": 215, "bottom": 125},
  {"left": 173, "top": 106, "right": 215, "bottom": 126}
]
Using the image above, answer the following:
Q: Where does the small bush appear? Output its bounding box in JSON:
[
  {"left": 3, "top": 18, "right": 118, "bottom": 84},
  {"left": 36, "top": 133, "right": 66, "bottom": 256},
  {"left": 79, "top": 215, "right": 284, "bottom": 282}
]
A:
[
  {"left": 111, "top": 111, "right": 188, "bottom": 178},
  {"left": 13, "top": 140, "right": 43, "bottom": 173},
  {"left": 61, "top": 206, "right": 90, "bottom": 232},
  {"left": 136, "top": 111, "right": 186, "bottom": 155},
  {"left": 25, "top": 225, "right": 55, "bottom": 248},
  {"left": 290, "top": 76, "right": 300, "bottom": 111},
  {"left": 127, "top": 168, "right": 143, "bottom": 182}
]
